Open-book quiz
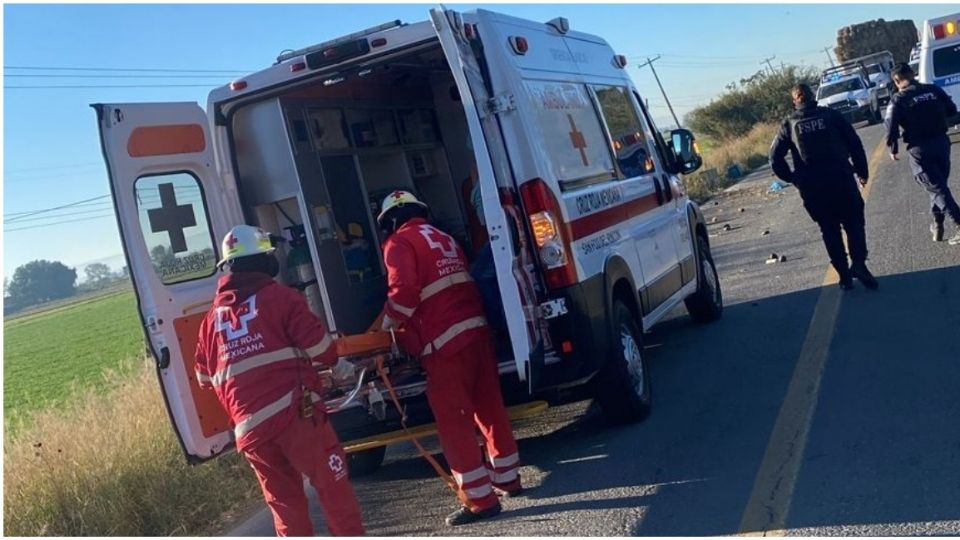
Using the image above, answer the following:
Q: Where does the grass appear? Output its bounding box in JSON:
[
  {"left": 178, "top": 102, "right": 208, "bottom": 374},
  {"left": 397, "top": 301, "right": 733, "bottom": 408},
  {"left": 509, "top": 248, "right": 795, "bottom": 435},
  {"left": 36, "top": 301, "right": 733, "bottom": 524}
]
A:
[
  {"left": 3, "top": 288, "right": 146, "bottom": 431},
  {"left": 684, "top": 122, "right": 780, "bottom": 202},
  {"left": 3, "top": 361, "right": 261, "bottom": 536}
]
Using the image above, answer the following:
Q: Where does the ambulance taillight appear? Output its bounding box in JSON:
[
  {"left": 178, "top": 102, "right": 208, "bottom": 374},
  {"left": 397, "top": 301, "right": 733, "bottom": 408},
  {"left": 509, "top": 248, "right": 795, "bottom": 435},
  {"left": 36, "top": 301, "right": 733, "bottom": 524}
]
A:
[{"left": 520, "top": 178, "right": 577, "bottom": 289}]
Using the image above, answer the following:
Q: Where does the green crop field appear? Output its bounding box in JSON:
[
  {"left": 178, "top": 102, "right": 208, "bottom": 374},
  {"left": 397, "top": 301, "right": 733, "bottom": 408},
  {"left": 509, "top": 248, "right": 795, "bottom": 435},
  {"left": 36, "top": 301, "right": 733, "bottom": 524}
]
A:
[{"left": 4, "top": 288, "right": 147, "bottom": 430}]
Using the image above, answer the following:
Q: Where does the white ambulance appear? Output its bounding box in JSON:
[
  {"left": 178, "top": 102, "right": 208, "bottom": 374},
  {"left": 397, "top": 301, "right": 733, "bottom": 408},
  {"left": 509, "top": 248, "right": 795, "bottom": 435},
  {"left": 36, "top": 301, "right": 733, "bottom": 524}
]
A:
[
  {"left": 93, "top": 8, "right": 721, "bottom": 472},
  {"left": 917, "top": 12, "right": 960, "bottom": 124}
]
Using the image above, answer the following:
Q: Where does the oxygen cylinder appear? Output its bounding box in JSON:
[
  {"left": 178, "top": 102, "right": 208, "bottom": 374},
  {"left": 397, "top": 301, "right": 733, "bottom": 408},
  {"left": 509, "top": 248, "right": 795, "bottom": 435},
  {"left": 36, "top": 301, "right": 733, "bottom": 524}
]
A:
[{"left": 285, "top": 225, "right": 324, "bottom": 317}]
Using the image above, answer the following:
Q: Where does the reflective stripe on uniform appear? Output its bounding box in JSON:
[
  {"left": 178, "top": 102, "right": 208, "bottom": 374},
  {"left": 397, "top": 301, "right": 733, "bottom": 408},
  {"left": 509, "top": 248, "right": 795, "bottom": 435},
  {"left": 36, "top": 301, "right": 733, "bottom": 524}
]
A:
[
  {"left": 388, "top": 298, "right": 416, "bottom": 318},
  {"left": 489, "top": 452, "right": 519, "bottom": 468},
  {"left": 421, "top": 315, "right": 488, "bottom": 356},
  {"left": 463, "top": 483, "right": 493, "bottom": 499},
  {"left": 234, "top": 390, "right": 294, "bottom": 439},
  {"left": 210, "top": 347, "right": 299, "bottom": 387},
  {"left": 489, "top": 468, "right": 519, "bottom": 484},
  {"left": 196, "top": 372, "right": 212, "bottom": 386},
  {"left": 304, "top": 334, "right": 333, "bottom": 359},
  {"left": 452, "top": 466, "right": 490, "bottom": 485},
  {"left": 420, "top": 271, "right": 473, "bottom": 302}
]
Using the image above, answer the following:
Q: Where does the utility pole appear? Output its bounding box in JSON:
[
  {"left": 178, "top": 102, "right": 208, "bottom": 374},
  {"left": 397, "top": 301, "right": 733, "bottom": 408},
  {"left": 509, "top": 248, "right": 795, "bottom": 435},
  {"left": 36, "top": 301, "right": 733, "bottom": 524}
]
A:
[
  {"left": 761, "top": 55, "right": 777, "bottom": 75},
  {"left": 822, "top": 46, "right": 836, "bottom": 67},
  {"left": 638, "top": 55, "right": 680, "bottom": 129}
]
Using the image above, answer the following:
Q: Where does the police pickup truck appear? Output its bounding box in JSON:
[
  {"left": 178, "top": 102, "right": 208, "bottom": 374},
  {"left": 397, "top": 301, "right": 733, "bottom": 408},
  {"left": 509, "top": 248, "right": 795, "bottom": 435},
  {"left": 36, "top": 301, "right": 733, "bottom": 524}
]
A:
[{"left": 817, "top": 62, "right": 882, "bottom": 125}]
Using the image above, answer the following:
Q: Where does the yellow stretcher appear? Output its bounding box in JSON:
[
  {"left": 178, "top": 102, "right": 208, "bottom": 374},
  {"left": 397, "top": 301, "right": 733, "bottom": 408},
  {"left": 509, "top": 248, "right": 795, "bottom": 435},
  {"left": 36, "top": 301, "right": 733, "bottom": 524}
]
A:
[
  {"left": 333, "top": 330, "right": 549, "bottom": 454},
  {"left": 343, "top": 400, "right": 549, "bottom": 454}
]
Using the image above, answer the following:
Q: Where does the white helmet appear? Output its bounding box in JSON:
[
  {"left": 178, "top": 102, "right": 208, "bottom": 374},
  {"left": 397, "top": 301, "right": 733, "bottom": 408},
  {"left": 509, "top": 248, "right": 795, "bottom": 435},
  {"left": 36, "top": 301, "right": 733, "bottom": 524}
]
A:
[
  {"left": 377, "top": 190, "right": 428, "bottom": 222},
  {"left": 217, "top": 225, "right": 275, "bottom": 270}
]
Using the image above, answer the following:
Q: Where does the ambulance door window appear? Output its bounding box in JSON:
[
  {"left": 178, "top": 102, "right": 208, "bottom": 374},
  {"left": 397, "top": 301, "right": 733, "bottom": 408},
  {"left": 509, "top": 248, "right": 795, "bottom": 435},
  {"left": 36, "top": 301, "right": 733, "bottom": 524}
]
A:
[
  {"left": 524, "top": 80, "right": 616, "bottom": 189},
  {"left": 134, "top": 172, "right": 217, "bottom": 284},
  {"left": 591, "top": 85, "right": 656, "bottom": 178},
  {"left": 632, "top": 91, "right": 674, "bottom": 172}
]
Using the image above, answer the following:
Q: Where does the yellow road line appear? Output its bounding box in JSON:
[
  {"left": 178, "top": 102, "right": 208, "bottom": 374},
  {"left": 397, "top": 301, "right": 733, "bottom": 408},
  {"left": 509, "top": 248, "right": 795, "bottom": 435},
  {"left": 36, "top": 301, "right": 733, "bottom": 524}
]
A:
[{"left": 737, "top": 139, "right": 887, "bottom": 536}]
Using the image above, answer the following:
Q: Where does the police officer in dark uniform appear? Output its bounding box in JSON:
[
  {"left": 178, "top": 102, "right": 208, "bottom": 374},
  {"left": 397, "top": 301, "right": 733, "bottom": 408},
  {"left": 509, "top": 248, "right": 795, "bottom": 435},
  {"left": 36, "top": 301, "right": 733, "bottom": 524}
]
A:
[
  {"left": 770, "top": 83, "right": 879, "bottom": 290},
  {"left": 885, "top": 63, "right": 960, "bottom": 245}
]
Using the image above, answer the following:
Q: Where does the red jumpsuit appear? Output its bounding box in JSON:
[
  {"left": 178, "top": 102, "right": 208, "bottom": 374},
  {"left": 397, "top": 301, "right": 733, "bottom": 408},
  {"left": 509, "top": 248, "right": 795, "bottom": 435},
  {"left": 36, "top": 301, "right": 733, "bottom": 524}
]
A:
[
  {"left": 382, "top": 218, "right": 521, "bottom": 511},
  {"left": 195, "top": 272, "right": 364, "bottom": 536}
]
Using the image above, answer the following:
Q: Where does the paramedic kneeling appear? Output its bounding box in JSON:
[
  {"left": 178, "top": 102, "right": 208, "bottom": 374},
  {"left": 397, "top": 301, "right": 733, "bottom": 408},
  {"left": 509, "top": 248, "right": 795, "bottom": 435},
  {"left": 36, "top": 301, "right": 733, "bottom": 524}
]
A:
[
  {"left": 377, "top": 190, "right": 522, "bottom": 527},
  {"left": 194, "top": 225, "right": 364, "bottom": 536}
]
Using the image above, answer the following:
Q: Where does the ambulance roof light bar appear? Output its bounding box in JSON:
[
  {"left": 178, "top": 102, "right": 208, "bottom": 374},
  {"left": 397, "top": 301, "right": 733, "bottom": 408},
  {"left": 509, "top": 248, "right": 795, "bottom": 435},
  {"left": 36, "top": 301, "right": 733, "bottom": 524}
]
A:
[
  {"left": 275, "top": 19, "right": 405, "bottom": 64},
  {"left": 932, "top": 20, "right": 959, "bottom": 40},
  {"left": 547, "top": 16, "right": 570, "bottom": 34}
]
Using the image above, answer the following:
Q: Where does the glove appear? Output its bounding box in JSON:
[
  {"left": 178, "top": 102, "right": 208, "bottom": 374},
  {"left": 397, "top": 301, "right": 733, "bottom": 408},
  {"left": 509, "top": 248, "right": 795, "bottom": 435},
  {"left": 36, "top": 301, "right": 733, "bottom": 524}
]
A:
[
  {"left": 331, "top": 358, "right": 355, "bottom": 381},
  {"left": 381, "top": 313, "right": 399, "bottom": 331}
]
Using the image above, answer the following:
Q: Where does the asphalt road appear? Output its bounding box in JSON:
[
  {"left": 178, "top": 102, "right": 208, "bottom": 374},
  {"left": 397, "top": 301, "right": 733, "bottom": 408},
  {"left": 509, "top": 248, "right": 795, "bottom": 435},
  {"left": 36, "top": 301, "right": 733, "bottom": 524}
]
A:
[{"left": 226, "top": 123, "right": 960, "bottom": 536}]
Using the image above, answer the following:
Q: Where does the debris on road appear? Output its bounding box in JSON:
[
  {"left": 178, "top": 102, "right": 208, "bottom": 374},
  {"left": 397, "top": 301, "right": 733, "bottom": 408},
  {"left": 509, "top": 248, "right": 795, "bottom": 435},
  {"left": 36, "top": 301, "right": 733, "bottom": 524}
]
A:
[
  {"left": 768, "top": 181, "right": 787, "bottom": 193},
  {"left": 765, "top": 253, "right": 781, "bottom": 264},
  {"left": 738, "top": 207, "right": 746, "bottom": 213},
  {"left": 723, "top": 224, "right": 732, "bottom": 232},
  {"left": 761, "top": 230, "right": 770, "bottom": 236}
]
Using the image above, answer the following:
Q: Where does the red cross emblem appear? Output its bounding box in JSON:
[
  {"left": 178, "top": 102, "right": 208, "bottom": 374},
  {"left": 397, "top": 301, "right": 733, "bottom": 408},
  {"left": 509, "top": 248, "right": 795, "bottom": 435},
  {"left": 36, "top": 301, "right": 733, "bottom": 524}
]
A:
[
  {"left": 391, "top": 190, "right": 406, "bottom": 201},
  {"left": 225, "top": 234, "right": 239, "bottom": 249},
  {"left": 568, "top": 114, "right": 589, "bottom": 167}
]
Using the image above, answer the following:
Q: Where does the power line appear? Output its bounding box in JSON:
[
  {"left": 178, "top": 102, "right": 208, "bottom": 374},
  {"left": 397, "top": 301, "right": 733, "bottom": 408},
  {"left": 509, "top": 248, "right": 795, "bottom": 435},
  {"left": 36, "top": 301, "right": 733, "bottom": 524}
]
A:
[
  {"left": 3, "top": 207, "right": 118, "bottom": 224},
  {"left": 5, "top": 200, "right": 113, "bottom": 217},
  {"left": 4, "top": 195, "right": 111, "bottom": 223},
  {"left": 5, "top": 65, "right": 254, "bottom": 73},
  {"left": 4, "top": 213, "right": 116, "bottom": 232}
]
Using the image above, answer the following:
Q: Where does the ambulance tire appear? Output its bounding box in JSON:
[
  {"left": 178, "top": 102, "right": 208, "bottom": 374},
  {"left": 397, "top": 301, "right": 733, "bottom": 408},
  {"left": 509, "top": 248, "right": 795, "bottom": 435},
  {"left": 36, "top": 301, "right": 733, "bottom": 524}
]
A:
[
  {"left": 595, "top": 300, "right": 652, "bottom": 425},
  {"left": 347, "top": 446, "right": 386, "bottom": 478},
  {"left": 685, "top": 234, "right": 723, "bottom": 323}
]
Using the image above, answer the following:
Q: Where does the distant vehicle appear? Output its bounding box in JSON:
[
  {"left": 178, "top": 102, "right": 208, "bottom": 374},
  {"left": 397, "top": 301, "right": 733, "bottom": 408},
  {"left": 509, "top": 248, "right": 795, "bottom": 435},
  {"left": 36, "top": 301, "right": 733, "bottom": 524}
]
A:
[
  {"left": 842, "top": 51, "right": 895, "bottom": 104},
  {"left": 916, "top": 12, "right": 960, "bottom": 125},
  {"left": 909, "top": 42, "right": 922, "bottom": 75},
  {"left": 817, "top": 62, "right": 881, "bottom": 125}
]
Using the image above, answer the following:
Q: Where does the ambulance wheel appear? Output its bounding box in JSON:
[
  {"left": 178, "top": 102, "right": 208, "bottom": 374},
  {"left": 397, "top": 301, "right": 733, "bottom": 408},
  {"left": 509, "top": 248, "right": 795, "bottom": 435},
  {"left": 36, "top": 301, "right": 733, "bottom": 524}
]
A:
[
  {"left": 347, "top": 446, "right": 386, "bottom": 478},
  {"left": 595, "top": 300, "right": 651, "bottom": 424},
  {"left": 685, "top": 234, "right": 723, "bottom": 323}
]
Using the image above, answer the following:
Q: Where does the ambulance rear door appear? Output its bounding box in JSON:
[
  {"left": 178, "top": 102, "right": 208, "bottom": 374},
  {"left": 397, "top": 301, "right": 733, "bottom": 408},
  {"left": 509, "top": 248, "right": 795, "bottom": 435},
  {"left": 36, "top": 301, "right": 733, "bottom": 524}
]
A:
[
  {"left": 92, "top": 102, "right": 244, "bottom": 463},
  {"left": 431, "top": 7, "right": 547, "bottom": 391}
]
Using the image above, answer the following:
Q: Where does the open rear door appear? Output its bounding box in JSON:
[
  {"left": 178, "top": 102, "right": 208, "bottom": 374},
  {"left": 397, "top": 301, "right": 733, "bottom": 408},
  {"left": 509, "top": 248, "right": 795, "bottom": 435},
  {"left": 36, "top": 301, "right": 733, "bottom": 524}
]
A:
[
  {"left": 431, "top": 7, "right": 546, "bottom": 390},
  {"left": 93, "top": 102, "right": 244, "bottom": 463}
]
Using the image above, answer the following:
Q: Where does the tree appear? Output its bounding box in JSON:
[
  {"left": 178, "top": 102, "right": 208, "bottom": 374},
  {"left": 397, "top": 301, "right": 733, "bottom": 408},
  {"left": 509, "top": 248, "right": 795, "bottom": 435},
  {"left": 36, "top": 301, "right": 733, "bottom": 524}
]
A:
[
  {"left": 84, "top": 263, "right": 113, "bottom": 285},
  {"left": 7, "top": 260, "right": 77, "bottom": 307},
  {"left": 686, "top": 65, "right": 820, "bottom": 141}
]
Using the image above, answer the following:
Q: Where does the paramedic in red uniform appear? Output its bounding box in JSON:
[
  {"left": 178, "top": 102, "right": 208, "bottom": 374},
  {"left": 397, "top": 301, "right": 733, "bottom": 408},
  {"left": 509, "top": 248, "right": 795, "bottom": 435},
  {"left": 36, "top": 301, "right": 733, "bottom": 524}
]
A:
[
  {"left": 194, "top": 225, "right": 364, "bottom": 536},
  {"left": 377, "top": 191, "right": 522, "bottom": 526}
]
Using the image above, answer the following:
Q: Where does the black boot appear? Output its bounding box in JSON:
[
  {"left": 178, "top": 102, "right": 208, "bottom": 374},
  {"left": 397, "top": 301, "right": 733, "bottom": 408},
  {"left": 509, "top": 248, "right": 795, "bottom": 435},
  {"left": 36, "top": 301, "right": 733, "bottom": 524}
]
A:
[
  {"left": 445, "top": 503, "right": 502, "bottom": 526},
  {"left": 850, "top": 262, "right": 879, "bottom": 290},
  {"left": 838, "top": 272, "right": 855, "bottom": 291},
  {"left": 931, "top": 222, "right": 945, "bottom": 242}
]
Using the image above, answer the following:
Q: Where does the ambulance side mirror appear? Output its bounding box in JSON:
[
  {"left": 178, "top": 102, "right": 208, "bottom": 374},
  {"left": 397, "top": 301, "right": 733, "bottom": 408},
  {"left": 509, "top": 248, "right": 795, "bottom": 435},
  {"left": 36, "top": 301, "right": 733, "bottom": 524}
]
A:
[{"left": 670, "top": 128, "right": 703, "bottom": 175}]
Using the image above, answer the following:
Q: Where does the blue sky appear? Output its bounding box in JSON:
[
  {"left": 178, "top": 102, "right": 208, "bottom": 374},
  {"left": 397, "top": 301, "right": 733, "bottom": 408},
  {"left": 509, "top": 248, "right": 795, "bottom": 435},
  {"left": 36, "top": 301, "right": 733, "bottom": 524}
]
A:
[{"left": 2, "top": 3, "right": 951, "bottom": 279}]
